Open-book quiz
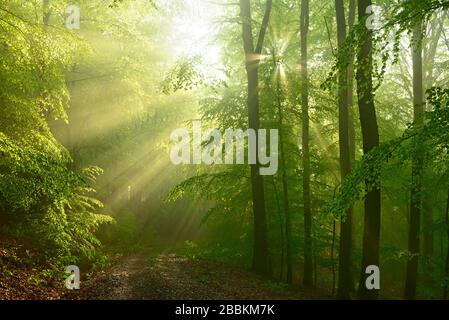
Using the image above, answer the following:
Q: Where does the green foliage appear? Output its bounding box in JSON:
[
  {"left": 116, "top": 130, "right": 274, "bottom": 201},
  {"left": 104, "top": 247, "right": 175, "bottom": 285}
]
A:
[
  {"left": 0, "top": 1, "right": 113, "bottom": 263},
  {"left": 99, "top": 209, "right": 143, "bottom": 248},
  {"left": 330, "top": 87, "right": 449, "bottom": 218},
  {"left": 1, "top": 0, "right": 449, "bottom": 299},
  {"left": 0, "top": 1, "right": 88, "bottom": 126},
  {"left": 0, "top": 133, "right": 76, "bottom": 212},
  {"left": 161, "top": 56, "right": 205, "bottom": 94},
  {"left": 177, "top": 240, "right": 250, "bottom": 267},
  {"left": 0, "top": 135, "right": 114, "bottom": 260}
]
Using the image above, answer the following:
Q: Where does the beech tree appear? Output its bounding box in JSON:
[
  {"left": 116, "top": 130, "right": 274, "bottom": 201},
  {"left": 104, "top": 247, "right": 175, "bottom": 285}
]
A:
[
  {"left": 356, "top": 0, "right": 381, "bottom": 300},
  {"left": 239, "top": 0, "right": 273, "bottom": 277}
]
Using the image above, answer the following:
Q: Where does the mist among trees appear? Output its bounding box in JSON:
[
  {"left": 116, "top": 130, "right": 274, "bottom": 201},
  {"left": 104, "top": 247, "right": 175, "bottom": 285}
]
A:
[{"left": 1, "top": 0, "right": 449, "bottom": 301}]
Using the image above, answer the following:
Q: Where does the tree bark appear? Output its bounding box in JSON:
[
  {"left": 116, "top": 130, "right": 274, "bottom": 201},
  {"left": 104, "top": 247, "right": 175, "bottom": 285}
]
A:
[
  {"left": 300, "top": 0, "right": 313, "bottom": 287},
  {"left": 423, "top": 200, "right": 434, "bottom": 257},
  {"left": 356, "top": 0, "right": 381, "bottom": 300},
  {"left": 239, "top": 0, "right": 273, "bottom": 277},
  {"left": 272, "top": 50, "right": 293, "bottom": 284},
  {"left": 271, "top": 177, "right": 285, "bottom": 281},
  {"left": 404, "top": 18, "right": 425, "bottom": 300},
  {"left": 443, "top": 188, "right": 449, "bottom": 299},
  {"left": 335, "top": 0, "right": 354, "bottom": 299},
  {"left": 424, "top": 17, "right": 444, "bottom": 89},
  {"left": 422, "top": 18, "right": 443, "bottom": 258},
  {"left": 331, "top": 219, "right": 337, "bottom": 296},
  {"left": 347, "top": 0, "right": 356, "bottom": 165}
]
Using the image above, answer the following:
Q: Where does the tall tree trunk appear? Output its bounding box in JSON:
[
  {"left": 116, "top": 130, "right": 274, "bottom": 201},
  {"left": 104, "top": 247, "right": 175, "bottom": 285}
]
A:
[
  {"left": 239, "top": 0, "right": 273, "bottom": 277},
  {"left": 335, "top": 0, "right": 354, "bottom": 299},
  {"left": 300, "top": 0, "right": 313, "bottom": 287},
  {"left": 331, "top": 219, "right": 337, "bottom": 296},
  {"left": 356, "top": 0, "right": 381, "bottom": 300},
  {"left": 271, "top": 177, "right": 285, "bottom": 281},
  {"left": 424, "top": 17, "right": 444, "bottom": 89},
  {"left": 443, "top": 188, "right": 449, "bottom": 299},
  {"left": 347, "top": 0, "right": 356, "bottom": 165},
  {"left": 423, "top": 200, "right": 434, "bottom": 257},
  {"left": 272, "top": 50, "right": 293, "bottom": 284},
  {"left": 405, "top": 18, "right": 425, "bottom": 300},
  {"left": 422, "top": 18, "right": 443, "bottom": 258}
]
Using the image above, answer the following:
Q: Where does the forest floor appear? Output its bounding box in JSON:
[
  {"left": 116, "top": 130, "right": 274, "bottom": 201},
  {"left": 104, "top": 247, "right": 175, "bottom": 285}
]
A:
[
  {"left": 1, "top": 236, "right": 330, "bottom": 300},
  {"left": 66, "top": 252, "right": 330, "bottom": 300},
  {"left": 0, "top": 236, "right": 63, "bottom": 300}
]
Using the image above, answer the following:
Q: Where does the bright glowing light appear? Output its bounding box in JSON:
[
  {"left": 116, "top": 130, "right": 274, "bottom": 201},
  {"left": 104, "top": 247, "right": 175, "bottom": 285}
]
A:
[{"left": 169, "top": 0, "right": 225, "bottom": 80}]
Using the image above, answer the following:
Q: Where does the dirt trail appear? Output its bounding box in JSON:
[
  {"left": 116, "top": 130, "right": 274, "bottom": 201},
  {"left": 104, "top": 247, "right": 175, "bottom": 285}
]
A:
[
  {"left": 73, "top": 254, "right": 218, "bottom": 300},
  {"left": 71, "top": 253, "right": 328, "bottom": 300}
]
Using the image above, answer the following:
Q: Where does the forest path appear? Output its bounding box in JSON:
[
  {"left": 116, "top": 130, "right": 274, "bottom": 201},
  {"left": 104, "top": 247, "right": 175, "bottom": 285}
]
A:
[
  {"left": 75, "top": 253, "right": 220, "bottom": 300},
  {"left": 71, "top": 252, "right": 326, "bottom": 300}
]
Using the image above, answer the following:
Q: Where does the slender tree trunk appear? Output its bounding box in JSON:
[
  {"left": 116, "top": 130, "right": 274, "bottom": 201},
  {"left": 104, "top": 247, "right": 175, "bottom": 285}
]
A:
[
  {"left": 347, "top": 0, "right": 357, "bottom": 165},
  {"left": 443, "top": 188, "right": 449, "bottom": 299},
  {"left": 423, "top": 200, "right": 434, "bottom": 257},
  {"left": 239, "top": 0, "right": 273, "bottom": 277},
  {"left": 331, "top": 219, "right": 337, "bottom": 296},
  {"left": 335, "top": 0, "right": 354, "bottom": 299},
  {"left": 300, "top": 0, "right": 313, "bottom": 287},
  {"left": 271, "top": 177, "right": 285, "bottom": 281},
  {"left": 356, "top": 0, "right": 381, "bottom": 300},
  {"left": 405, "top": 19, "right": 425, "bottom": 300},
  {"left": 422, "top": 18, "right": 443, "bottom": 258},
  {"left": 272, "top": 50, "right": 293, "bottom": 284},
  {"left": 424, "top": 17, "right": 444, "bottom": 89},
  {"left": 313, "top": 236, "right": 318, "bottom": 287}
]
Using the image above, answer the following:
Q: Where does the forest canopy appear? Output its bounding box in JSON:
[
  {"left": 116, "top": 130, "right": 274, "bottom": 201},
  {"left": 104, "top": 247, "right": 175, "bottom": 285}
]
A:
[{"left": 1, "top": 0, "right": 449, "bottom": 301}]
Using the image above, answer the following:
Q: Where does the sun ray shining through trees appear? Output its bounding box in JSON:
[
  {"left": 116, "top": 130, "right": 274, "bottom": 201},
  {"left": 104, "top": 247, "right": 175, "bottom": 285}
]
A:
[{"left": 1, "top": 0, "right": 449, "bottom": 303}]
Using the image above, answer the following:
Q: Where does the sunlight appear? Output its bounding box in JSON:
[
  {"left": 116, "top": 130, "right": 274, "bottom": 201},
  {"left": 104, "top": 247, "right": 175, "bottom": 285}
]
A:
[
  {"left": 2, "top": 0, "right": 448, "bottom": 302},
  {"left": 169, "top": 0, "right": 225, "bottom": 76},
  {"left": 277, "top": 63, "right": 287, "bottom": 83}
]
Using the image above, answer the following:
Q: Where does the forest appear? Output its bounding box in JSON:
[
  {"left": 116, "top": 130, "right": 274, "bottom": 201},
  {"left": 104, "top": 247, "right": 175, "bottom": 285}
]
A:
[{"left": 1, "top": 0, "right": 449, "bottom": 301}]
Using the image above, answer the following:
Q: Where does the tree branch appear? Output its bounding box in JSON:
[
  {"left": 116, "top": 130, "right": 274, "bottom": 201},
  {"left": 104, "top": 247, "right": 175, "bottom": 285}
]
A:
[{"left": 255, "top": 0, "right": 273, "bottom": 54}]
